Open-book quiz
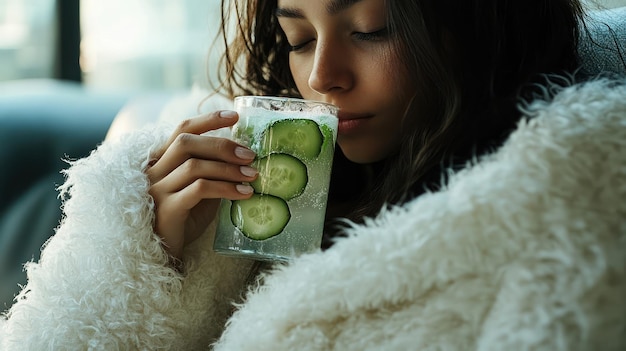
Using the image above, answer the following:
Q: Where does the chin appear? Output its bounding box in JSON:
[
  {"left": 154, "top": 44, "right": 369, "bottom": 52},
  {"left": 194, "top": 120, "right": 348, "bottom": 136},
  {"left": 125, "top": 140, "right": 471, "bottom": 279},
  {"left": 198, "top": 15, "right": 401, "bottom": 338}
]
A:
[{"left": 338, "top": 143, "right": 390, "bottom": 164}]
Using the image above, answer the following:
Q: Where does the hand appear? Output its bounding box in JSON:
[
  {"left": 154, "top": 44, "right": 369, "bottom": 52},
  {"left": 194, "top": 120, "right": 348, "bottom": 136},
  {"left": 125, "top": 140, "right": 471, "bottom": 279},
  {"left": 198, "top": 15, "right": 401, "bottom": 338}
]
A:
[{"left": 146, "top": 110, "right": 257, "bottom": 260}]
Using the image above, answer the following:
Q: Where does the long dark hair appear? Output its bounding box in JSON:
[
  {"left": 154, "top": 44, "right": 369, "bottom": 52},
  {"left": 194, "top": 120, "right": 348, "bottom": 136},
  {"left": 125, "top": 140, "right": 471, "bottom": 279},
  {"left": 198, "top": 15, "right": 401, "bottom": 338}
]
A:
[
  {"left": 214, "top": 0, "right": 585, "bottom": 235},
  {"left": 215, "top": 0, "right": 296, "bottom": 98}
]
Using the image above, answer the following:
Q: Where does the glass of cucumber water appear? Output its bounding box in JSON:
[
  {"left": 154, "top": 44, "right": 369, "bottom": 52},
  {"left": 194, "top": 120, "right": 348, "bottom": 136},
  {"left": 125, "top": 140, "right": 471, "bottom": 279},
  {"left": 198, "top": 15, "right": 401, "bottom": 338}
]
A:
[{"left": 213, "top": 96, "right": 339, "bottom": 261}]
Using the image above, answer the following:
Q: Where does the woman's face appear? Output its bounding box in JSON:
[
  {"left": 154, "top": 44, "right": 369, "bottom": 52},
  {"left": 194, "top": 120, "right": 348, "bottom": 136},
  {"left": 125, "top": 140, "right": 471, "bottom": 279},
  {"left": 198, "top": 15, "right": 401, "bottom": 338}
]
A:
[{"left": 276, "top": 0, "right": 414, "bottom": 164}]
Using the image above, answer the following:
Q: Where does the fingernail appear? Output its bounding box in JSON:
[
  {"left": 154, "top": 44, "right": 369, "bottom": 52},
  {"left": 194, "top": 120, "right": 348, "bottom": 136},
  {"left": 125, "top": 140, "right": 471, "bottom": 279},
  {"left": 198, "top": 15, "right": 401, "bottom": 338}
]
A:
[
  {"left": 219, "top": 110, "right": 237, "bottom": 118},
  {"left": 236, "top": 184, "right": 254, "bottom": 194},
  {"left": 240, "top": 166, "right": 258, "bottom": 177},
  {"left": 235, "top": 146, "right": 256, "bottom": 159}
]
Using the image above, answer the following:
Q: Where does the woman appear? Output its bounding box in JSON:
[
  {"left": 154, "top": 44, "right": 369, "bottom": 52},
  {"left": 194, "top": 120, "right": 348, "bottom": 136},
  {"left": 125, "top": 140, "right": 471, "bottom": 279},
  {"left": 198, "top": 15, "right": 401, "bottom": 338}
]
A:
[
  {"left": 1, "top": 0, "right": 625, "bottom": 350},
  {"left": 151, "top": 0, "right": 587, "bottom": 259}
]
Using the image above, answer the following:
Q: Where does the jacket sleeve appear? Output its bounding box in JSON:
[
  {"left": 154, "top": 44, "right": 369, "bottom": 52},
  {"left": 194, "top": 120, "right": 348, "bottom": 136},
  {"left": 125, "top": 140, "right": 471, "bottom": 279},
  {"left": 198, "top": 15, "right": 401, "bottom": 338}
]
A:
[
  {"left": 0, "top": 123, "right": 254, "bottom": 350},
  {"left": 213, "top": 79, "right": 626, "bottom": 351}
]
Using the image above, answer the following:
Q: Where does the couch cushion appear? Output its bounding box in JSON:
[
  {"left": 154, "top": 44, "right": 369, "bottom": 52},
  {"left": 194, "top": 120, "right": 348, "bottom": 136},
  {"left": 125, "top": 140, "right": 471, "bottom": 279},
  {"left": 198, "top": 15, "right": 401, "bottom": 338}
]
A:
[{"left": 579, "top": 6, "right": 626, "bottom": 76}]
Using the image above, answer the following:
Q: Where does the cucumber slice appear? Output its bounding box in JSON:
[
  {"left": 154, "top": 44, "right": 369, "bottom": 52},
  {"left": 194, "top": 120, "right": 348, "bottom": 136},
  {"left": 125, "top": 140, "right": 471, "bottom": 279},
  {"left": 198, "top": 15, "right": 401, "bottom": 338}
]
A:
[
  {"left": 251, "top": 153, "right": 308, "bottom": 200},
  {"left": 230, "top": 194, "right": 291, "bottom": 240},
  {"left": 319, "top": 123, "right": 336, "bottom": 152},
  {"left": 261, "top": 119, "right": 323, "bottom": 159}
]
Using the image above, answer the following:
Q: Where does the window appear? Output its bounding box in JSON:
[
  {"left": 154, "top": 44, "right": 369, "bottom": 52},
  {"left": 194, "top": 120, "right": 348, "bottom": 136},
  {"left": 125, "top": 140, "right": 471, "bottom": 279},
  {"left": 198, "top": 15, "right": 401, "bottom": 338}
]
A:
[
  {"left": 0, "top": 0, "right": 56, "bottom": 81},
  {"left": 80, "top": 0, "right": 223, "bottom": 90}
]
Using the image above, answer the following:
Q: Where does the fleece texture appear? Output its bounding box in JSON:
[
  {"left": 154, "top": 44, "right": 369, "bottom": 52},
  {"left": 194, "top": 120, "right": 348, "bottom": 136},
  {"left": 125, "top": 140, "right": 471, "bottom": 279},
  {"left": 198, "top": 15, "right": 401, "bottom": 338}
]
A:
[
  {"left": 1, "top": 79, "right": 625, "bottom": 350},
  {"left": 0, "top": 117, "right": 254, "bottom": 350},
  {"left": 213, "top": 79, "right": 626, "bottom": 350}
]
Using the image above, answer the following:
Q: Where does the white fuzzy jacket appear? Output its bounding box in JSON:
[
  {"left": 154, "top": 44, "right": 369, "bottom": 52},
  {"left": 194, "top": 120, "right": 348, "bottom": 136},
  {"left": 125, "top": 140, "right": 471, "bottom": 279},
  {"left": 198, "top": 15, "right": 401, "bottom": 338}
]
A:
[{"left": 1, "top": 79, "right": 625, "bottom": 350}]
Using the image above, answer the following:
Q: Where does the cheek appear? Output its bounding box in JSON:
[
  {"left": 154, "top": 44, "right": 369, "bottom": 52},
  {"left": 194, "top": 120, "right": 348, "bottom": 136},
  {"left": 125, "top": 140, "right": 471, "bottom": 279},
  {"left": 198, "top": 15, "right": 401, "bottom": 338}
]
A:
[
  {"left": 289, "top": 58, "right": 313, "bottom": 97},
  {"left": 342, "top": 71, "right": 414, "bottom": 162}
]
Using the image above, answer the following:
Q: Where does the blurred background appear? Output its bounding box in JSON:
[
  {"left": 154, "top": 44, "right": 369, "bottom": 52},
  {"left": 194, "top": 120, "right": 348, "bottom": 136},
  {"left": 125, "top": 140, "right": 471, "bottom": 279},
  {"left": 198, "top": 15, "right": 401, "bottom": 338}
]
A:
[
  {"left": 0, "top": 0, "right": 625, "bottom": 310},
  {"left": 0, "top": 0, "right": 223, "bottom": 90}
]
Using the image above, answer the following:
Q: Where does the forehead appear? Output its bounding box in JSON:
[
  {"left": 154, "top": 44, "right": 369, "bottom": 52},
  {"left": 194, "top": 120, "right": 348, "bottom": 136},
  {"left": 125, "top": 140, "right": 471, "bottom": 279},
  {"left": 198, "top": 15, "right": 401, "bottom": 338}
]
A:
[{"left": 276, "top": 0, "right": 365, "bottom": 16}]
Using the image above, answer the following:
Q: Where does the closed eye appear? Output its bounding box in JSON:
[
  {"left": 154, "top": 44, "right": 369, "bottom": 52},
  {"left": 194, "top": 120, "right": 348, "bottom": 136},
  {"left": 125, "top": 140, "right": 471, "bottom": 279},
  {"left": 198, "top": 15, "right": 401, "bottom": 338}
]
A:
[
  {"left": 289, "top": 39, "right": 315, "bottom": 52},
  {"left": 288, "top": 27, "right": 390, "bottom": 52},
  {"left": 353, "top": 27, "right": 390, "bottom": 41}
]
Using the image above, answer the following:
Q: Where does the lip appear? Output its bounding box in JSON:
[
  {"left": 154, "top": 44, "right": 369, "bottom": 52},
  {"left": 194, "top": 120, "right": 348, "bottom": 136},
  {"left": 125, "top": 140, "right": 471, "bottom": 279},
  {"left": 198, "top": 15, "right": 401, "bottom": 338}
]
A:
[
  {"left": 337, "top": 111, "right": 370, "bottom": 120},
  {"left": 337, "top": 111, "right": 372, "bottom": 135}
]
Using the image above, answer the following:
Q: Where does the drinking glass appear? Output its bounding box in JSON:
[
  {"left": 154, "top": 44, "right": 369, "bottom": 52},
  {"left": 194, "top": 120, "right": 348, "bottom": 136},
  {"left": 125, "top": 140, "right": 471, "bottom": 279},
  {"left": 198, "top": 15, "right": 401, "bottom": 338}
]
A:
[{"left": 213, "top": 96, "right": 339, "bottom": 261}]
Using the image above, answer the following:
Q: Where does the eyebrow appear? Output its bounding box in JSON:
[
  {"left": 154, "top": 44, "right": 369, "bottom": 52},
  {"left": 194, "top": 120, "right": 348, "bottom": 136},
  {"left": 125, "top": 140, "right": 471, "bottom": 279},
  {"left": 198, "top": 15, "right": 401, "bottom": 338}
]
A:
[{"left": 275, "top": 0, "right": 364, "bottom": 18}]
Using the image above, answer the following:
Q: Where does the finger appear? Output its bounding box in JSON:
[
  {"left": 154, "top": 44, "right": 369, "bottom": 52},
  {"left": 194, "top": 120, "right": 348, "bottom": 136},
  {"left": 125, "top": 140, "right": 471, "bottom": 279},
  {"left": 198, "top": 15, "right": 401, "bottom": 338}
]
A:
[
  {"left": 151, "top": 179, "right": 254, "bottom": 248},
  {"left": 153, "top": 158, "right": 258, "bottom": 194},
  {"left": 148, "top": 134, "right": 256, "bottom": 182},
  {"left": 155, "top": 110, "right": 239, "bottom": 159},
  {"left": 153, "top": 178, "right": 254, "bottom": 259},
  {"left": 159, "top": 179, "right": 254, "bottom": 215}
]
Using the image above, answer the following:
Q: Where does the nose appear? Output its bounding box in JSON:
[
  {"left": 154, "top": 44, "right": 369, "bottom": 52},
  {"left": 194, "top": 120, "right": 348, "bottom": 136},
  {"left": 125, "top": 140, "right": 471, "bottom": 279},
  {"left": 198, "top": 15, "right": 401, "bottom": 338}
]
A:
[{"left": 308, "top": 39, "right": 353, "bottom": 95}]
